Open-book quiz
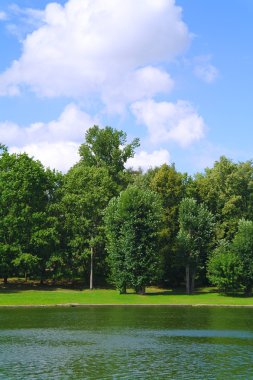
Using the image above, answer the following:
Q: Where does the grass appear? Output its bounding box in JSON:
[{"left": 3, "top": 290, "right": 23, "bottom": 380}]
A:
[{"left": 1, "top": 283, "right": 253, "bottom": 307}]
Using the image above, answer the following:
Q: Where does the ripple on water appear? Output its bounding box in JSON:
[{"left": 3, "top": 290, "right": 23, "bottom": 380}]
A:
[{"left": 1, "top": 307, "right": 253, "bottom": 379}]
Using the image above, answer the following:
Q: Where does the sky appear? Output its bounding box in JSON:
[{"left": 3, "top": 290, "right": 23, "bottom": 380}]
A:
[{"left": 0, "top": 0, "right": 252, "bottom": 174}]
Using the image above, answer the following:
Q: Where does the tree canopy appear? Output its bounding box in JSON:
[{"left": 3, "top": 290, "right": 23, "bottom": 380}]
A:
[
  {"left": 104, "top": 185, "right": 162, "bottom": 294},
  {"left": 0, "top": 129, "right": 252, "bottom": 295}
]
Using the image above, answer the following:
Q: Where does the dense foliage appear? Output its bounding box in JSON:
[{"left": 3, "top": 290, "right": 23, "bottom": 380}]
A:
[
  {"left": 104, "top": 185, "right": 162, "bottom": 294},
  {"left": 0, "top": 127, "right": 252, "bottom": 294}
]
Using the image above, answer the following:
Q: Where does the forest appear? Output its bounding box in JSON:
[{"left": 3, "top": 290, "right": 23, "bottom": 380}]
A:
[{"left": 0, "top": 126, "right": 252, "bottom": 295}]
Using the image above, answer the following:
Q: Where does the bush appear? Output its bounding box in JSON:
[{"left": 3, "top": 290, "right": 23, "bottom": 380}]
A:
[{"left": 207, "top": 242, "right": 243, "bottom": 293}]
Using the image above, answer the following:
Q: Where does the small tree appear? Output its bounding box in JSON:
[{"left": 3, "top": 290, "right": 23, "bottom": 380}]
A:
[
  {"left": 12, "top": 253, "right": 40, "bottom": 282},
  {"left": 232, "top": 219, "right": 253, "bottom": 295},
  {"left": 177, "top": 198, "right": 214, "bottom": 294},
  {"left": 207, "top": 241, "right": 243, "bottom": 293},
  {"left": 104, "top": 185, "right": 162, "bottom": 294}
]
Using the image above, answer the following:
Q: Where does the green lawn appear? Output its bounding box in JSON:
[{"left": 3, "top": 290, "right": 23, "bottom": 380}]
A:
[{"left": 1, "top": 286, "right": 253, "bottom": 306}]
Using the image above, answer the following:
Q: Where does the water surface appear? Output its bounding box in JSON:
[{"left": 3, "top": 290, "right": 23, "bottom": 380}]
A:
[{"left": 0, "top": 306, "right": 253, "bottom": 379}]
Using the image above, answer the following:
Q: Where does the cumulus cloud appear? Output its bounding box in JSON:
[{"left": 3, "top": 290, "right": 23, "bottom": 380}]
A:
[
  {"left": 0, "top": 103, "right": 97, "bottom": 171},
  {"left": 194, "top": 56, "right": 218, "bottom": 83},
  {"left": 131, "top": 99, "right": 206, "bottom": 147},
  {"left": 126, "top": 149, "right": 170, "bottom": 171},
  {"left": 9, "top": 142, "right": 80, "bottom": 172},
  {"left": 103, "top": 66, "right": 174, "bottom": 114},
  {"left": 0, "top": 0, "right": 190, "bottom": 106}
]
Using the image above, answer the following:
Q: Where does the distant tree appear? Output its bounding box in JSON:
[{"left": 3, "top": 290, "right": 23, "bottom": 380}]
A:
[
  {"left": 150, "top": 164, "right": 186, "bottom": 286},
  {"left": 177, "top": 198, "right": 214, "bottom": 294},
  {"left": 194, "top": 156, "right": 253, "bottom": 239},
  {"left": 61, "top": 164, "right": 115, "bottom": 288},
  {"left": 207, "top": 240, "right": 243, "bottom": 293},
  {"left": 59, "top": 126, "right": 140, "bottom": 287},
  {"left": 0, "top": 150, "right": 60, "bottom": 283},
  {"left": 232, "top": 219, "right": 253, "bottom": 295},
  {"left": 12, "top": 253, "right": 40, "bottom": 282},
  {"left": 79, "top": 125, "right": 140, "bottom": 189},
  {"left": 104, "top": 185, "right": 163, "bottom": 294}
]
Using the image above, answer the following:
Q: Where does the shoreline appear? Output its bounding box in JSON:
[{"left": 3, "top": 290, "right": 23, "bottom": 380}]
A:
[{"left": 1, "top": 303, "right": 253, "bottom": 308}]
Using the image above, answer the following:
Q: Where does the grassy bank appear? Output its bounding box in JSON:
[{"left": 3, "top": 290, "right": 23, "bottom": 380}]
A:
[{"left": 1, "top": 285, "right": 253, "bottom": 306}]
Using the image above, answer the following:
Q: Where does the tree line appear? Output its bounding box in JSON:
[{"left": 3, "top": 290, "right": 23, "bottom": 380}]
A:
[{"left": 0, "top": 127, "right": 252, "bottom": 295}]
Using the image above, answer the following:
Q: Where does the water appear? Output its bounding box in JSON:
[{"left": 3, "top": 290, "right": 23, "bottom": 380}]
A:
[{"left": 1, "top": 306, "right": 253, "bottom": 379}]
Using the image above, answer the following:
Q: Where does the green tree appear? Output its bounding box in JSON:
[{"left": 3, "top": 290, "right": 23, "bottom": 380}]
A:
[
  {"left": 150, "top": 164, "right": 186, "bottom": 286},
  {"left": 12, "top": 253, "right": 40, "bottom": 282},
  {"left": 177, "top": 198, "right": 214, "bottom": 294},
  {"left": 207, "top": 240, "right": 243, "bottom": 293},
  {"left": 104, "top": 185, "right": 163, "bottom": 294},
  {"left": 194, "top": 156, "right": 253, "bottom": 239},
  {"left": 61, "top": 164, "right": 115, "bottom": 288},
  {"left": 232, "top": 219, "right": 253, "bottom": 295},
  {"left": 0, "top": 150, "right": 59, "bottom": 283},
  {"left": 79, "top": 125, "right": 140, "bottom": 189}
]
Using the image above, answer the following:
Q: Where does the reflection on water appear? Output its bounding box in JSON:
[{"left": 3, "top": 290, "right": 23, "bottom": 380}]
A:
[{"left": 0, "top": 306, "right": 253, "bottom": 379}]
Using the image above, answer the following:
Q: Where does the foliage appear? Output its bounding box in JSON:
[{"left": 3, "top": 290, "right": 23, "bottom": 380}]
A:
[
  {"left": 150, "top": 164, "right": 186, "bottom": 286},
  {"left": 0, "top": 151, "right": 60, "bottom": 283},
  {"left": 12, "top": 253, "right": 40, "bottom": 280},
  {"left": 232, "top": 219, "right": 253, "bottom": 295},
  {"left": 104, "top": 185, "right": 163, "bottom": 293},
  {"left": 0, "top": 133, "right": 252, "bottom": 294},
  {"left": 194, "top": 156, "right": 253, "bottom": 240},
  {"left": 177, "top": 197, "right": 214, "bottom": 294},
  {"left": 60, "top": 164, "right": 115, "bottom": 285},
  {"left": 207, "top": 241, "right": 243, "bottom": 292},
  {"left": 79, "top": 125, "right": 140, "bottom": 188}
]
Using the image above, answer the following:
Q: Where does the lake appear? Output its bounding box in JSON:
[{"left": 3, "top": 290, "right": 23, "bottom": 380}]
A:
[{"left": 0, "top": 306, "right": 253, "bottom": 379}]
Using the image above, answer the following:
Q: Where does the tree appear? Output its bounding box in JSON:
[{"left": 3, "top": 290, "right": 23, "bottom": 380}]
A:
[
  {"left": 194, "top": 156, "right": 253, "bottom": 240},
  {"left": 61, "top": 164, "right": 115, "bottom": 288},
  {"left": 207, "top": 240, "right": 243, "bottom": 293},
  {"left": 12, "top": 253, "right": 40, "bottom": 282},
  {"left": 104, "top": 185, "right": 163, "bottom": 294},
  {"left": 0, "top": 150, "right": 60, "bottom": 283},
  {"left": 59, "top": 126, "right": 140, "bottom": 288},
  {"left": 177, "top": 198, "right": 214, "bottom": 294},
  {"left": 150, "top": 164, "right": 186, "bottom": 286},
  {"left": 79, "top": 125, "right": 140, "bottom": 189},
  {"left": 232, "top": 219, "right": 253, "bottom": 295}
]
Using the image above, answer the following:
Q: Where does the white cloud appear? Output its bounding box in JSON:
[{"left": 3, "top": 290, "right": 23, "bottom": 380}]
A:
[
  {"left": 0, "top": 0, "right": 190, "bottom": 105},
  {"left": 131, "top": 99, "right": 206, "bottom": 147},
  {"left": 0, "top": 103, "right": 97, "bottom": 171},
  {"left": 103, "top": 66, "right": 174, "bottom": 113},
  {"left": 0, "top": 12, "right": 7, "bottom": 21},
  {"left": 126, "top": 149, "right": 170, "bottom": 171},
  {"left": 194, "top": 56, "right": 218, "bottom": 83},
  {"left": 9, "top": 142, "right": 80, "bottom": 172}
]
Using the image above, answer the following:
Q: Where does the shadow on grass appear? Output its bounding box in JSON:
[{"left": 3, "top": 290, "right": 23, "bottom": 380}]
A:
[
  {"left": 0, "top": 281, "right": 86, "bottom": 293},
  {"left": 124, "top": 287, "right": 217, "bottom": 296},
  {"left": 0, "top": 281, "right": 250, "bottom": 299},
  {"left": 135, "top": 288, "right": 250, "bottom": 298}
]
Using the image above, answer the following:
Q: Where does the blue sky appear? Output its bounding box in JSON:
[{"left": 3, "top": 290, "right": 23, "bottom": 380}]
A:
[{"left": 0, "top": 0, "right": 252, "bottom": 174}]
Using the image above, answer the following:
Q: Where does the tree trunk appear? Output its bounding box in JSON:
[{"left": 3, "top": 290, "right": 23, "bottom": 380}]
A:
[
  {"left": 191, "top": 269, "right": 196, "bottom": 294},
  {"left": 186, "top": 264, "right": 190, "bottom": 295},
  {"left": 90, "top": 246, "right": 94, "bottom": 290},
  {"left": 3, "top": 277, "right": 8, "bottom": 284},
  {"left": 244, "top": 284, "right": 252, "bottom": 297},
  {"left": 139, "top": 286, "right": 146, "bottom": 295},
  {"left": 136, "top": 286, "right": 146, "bottom": 295}
]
